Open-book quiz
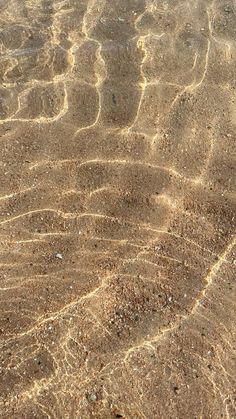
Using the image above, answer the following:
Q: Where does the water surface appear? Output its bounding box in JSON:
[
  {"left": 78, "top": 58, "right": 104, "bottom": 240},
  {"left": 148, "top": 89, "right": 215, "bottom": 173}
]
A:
[{"left": 0, "top": 1, "right": 236, "bottom": 418}]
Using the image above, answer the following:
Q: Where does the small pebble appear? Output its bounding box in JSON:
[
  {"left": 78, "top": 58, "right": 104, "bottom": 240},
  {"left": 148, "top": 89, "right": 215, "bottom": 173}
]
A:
[
  {"left": 55, "top": 253, "right": 63, "bottom": 260},
  {"left": 86, "top": 392, "right": 97, "bottom": 402},
  {"left": 224, "top": 5, "right": 231, "bottom": 12}
]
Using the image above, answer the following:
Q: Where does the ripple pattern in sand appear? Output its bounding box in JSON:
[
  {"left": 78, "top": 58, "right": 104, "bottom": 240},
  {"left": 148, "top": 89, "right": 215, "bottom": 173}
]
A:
[{"left": 0, "top": 1, "right": 236, "bottom": 418}]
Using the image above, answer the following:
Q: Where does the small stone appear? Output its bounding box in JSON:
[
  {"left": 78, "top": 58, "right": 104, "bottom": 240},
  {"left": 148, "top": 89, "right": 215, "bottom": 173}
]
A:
[
  {"left": 86, "top": 392, "right": 97, "bottom": 402},
  {"left": 224, "top": 5, "right": 231, "bottom": 12},
  {"left": 55, "top": 253, "right": 63, "bottom": 260},
  {"left": 173, "top": 385, "right": 179, "bottom": 394}
]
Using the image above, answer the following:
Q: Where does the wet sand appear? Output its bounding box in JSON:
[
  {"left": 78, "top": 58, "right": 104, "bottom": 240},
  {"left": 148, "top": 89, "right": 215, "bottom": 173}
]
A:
[{"left": 0, "top": 0, "right": 236, "bottom": 418}]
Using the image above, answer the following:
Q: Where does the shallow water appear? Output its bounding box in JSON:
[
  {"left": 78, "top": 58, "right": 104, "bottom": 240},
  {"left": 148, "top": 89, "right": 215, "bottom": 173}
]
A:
[{"left": 0, "top": 1, "right": 236, "bottom": 418}]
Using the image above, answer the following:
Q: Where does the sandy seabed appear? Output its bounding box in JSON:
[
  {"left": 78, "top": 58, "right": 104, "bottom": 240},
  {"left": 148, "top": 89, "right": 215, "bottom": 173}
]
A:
[{"left": 0, "top": 1, "right": 236, "bottom": 418}]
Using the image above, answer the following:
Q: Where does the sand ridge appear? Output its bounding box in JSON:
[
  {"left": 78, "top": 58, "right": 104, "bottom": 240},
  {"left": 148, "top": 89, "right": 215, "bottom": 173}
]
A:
[{"left": 0, "top": 0, "right": 236, "bottom": 418}]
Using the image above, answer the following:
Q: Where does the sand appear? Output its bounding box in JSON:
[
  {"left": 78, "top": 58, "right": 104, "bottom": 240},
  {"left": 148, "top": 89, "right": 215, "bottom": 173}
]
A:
[{"left": 0, "top": 0, "right": 236, "bottom": 418}]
